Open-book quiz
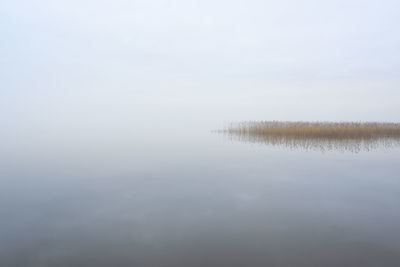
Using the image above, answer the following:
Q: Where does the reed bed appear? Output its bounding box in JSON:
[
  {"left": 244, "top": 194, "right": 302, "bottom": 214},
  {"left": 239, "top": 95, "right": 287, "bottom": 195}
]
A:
[
  {"left": 225, "top": 121, "right": 400, "bottom": 139},
  {"left": 222, "top": 121, "right": 400, "bottom": 152}
]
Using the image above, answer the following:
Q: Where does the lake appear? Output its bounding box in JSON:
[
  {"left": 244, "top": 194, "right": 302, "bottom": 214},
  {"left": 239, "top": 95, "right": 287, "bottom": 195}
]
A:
[{"left": 1, "top": 127, "right": 400, "bottom": 267}]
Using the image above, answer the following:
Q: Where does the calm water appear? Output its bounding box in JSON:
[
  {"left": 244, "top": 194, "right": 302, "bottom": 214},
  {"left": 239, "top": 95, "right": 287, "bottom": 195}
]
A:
[{"left": 1, "top": 127, "right": 400, "bottom": 267}]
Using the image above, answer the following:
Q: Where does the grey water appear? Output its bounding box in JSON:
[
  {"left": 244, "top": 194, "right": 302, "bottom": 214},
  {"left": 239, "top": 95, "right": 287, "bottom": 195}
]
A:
[{"left": 1, "top": 127, "right": 400, "bottom": 267}]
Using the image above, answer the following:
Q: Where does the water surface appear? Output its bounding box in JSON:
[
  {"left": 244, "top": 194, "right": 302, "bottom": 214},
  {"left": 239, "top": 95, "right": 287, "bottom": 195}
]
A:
[{"left": 1, "top": 127, "right": 400, "bottom": 267}]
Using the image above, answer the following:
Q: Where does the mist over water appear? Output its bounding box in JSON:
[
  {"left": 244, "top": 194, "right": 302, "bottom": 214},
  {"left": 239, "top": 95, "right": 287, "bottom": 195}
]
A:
[
  {"left": 2, "top": 0, "right": 400, "bottom": 265},
  {"left": 1, "top": 122, "right": 400, "bottom": 267}
]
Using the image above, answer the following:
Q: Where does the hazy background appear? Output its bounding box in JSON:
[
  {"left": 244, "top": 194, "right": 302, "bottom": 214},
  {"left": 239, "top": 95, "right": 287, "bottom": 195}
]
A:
[
  {"left": 1, "top": 0, "right": 400, "bottom": 151},
  {"left": 2, "top": 3, "right": 400, "bottom": 266}
]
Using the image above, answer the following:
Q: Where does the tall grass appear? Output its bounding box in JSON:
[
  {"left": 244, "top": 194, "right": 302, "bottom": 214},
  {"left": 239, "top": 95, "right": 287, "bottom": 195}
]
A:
[
  {"left": 225, "top": 121, "right": 400, "bottom": 139},
  {"left": 222, "top": 121, "right": 400, "bottom": 152}
]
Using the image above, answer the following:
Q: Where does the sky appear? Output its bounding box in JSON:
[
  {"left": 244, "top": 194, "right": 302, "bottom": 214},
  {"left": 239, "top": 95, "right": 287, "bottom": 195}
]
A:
[{"left": 1, "top": 0, "right": 400, "bottom": 143}]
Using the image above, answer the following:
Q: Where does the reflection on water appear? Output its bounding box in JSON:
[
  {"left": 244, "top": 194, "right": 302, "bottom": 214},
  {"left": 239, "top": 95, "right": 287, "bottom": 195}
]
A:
[
  {"left": 222, "top": 131, "right": 400, "bottom": 153},
  {"left": 1, "top": 128, "right": 400, "bottom": 267}
]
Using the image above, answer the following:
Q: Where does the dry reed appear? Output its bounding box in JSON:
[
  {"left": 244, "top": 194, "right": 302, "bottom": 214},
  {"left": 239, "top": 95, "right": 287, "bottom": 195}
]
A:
[
  {"left": 225, "top": 121, "right": 400, "bottom": 139},
  {"left": 221, "top": 121, "right": 400, "bottom": 152}
]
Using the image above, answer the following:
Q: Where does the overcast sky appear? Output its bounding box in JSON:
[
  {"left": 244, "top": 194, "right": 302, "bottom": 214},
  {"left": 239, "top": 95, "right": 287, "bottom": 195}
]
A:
[{"left": 1, "top": 0, "right": 400, "bottom": 141}]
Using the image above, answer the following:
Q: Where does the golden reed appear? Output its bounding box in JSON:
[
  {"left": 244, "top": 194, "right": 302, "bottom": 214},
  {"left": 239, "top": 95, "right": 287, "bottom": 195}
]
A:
[{"left": 221, "top": 121, "right": 400, "bottom": 152}]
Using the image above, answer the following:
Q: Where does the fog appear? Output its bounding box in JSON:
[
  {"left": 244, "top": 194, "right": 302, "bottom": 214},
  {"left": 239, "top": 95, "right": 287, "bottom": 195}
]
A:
[
  {"left": 1, "top": 0, "right": 400, "bottom": 148},
  {"left": 2, "top": 2, "right": 400, "bottom": 266}
]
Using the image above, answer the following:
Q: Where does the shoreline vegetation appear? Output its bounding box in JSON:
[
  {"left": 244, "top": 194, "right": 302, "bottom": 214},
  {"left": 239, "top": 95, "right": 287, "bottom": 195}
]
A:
[{"left": 220, "top": 121, "right": 400, "bottom": 152}]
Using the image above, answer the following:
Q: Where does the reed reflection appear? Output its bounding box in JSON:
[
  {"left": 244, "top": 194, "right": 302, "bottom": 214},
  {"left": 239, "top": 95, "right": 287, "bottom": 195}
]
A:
[{"left": 222, "top": 121, "right": 400, "bottom": 152}]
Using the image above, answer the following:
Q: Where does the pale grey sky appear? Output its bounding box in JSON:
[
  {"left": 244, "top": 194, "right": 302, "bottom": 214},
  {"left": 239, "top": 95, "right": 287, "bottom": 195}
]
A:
[{"left": 1, "top": 0, "right": 400, "bottom": 140}]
